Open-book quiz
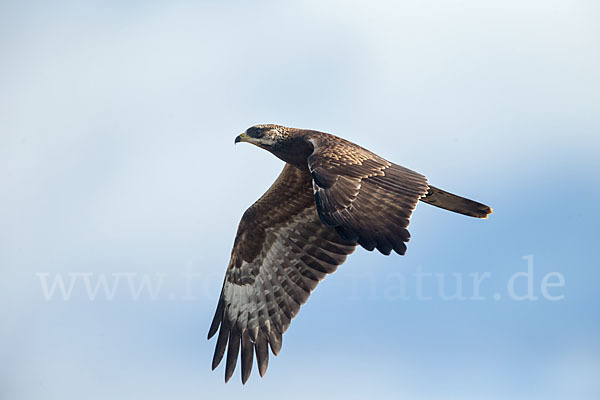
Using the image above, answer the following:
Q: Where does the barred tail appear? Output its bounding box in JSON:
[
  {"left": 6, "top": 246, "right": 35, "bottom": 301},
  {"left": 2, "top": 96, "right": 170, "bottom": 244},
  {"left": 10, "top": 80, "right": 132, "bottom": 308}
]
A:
[{"left": 420, "top": 185, "right": 492, "bottom": 218}]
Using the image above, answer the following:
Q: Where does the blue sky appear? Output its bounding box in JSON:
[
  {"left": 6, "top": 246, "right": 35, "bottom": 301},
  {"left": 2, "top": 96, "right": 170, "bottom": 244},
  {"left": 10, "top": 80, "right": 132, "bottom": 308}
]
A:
[{"left": 1, "top": 1, "right": 599, "bottom": 399}]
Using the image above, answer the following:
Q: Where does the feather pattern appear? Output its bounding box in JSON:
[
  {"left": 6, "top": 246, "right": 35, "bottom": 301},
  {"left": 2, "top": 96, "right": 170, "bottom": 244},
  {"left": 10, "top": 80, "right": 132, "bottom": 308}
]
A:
[
  {"left": 208, "top": 164, "right": 356, "bottom": 383},
  {"left": 307, "top": 133, "right": 430, "bottom": 255}
]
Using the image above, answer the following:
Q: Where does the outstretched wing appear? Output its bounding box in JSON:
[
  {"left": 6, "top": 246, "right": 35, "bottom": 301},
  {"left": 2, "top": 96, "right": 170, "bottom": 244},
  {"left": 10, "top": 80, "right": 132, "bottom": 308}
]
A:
[
  {"left": 306, "top": 132, "right": 429, "bottom": 255},
  {"left": 208, "top": 164, "right": 356, "bottom": 383}
]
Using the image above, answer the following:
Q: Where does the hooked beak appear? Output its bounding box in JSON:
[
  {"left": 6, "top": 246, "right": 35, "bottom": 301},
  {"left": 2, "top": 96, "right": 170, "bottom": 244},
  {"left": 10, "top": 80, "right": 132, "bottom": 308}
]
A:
[{"left": 234, "top": 133, "right": 248, "bottom": 144}]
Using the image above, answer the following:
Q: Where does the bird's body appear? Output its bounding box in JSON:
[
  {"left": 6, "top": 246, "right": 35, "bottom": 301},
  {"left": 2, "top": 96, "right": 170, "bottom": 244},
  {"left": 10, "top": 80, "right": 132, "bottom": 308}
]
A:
[{"left": 209, "top": 125, "right": 492, "bottom": 383}]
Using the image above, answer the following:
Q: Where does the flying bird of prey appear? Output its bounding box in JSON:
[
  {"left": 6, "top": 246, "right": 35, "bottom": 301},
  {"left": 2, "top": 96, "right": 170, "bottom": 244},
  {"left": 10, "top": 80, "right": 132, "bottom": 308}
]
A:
[{"left": 208, "top": 124, "right": 492, "bottom": 383}]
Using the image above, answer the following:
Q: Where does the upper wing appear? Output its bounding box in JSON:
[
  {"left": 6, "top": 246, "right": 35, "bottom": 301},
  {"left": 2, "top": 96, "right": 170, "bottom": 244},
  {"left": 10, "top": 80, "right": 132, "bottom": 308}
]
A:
[
  {"left": 208, "top": 164, "right": 356, "bottom": 383},
  {"left": 306, "top": 132, "right": 429, "bottom": 255}
]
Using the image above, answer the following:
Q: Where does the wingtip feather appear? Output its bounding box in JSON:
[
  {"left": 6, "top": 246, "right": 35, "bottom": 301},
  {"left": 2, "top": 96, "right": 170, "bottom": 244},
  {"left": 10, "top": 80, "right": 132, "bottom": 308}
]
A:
[
  {"left": 224, "top": 330, "right": 240, "bottom": 383},
  {"left": 256, "top": 333, "right": 269, "bottom": 377},
  {"left": 241, "top": 332, "right": 254, "bottom": 384}
]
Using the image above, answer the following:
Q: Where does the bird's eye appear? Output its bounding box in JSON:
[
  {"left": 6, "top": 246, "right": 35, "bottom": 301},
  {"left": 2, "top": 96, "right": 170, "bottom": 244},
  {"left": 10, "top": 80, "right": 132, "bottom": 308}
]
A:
[{"left": 247, "top": 127, "right": 264, "bottom": 139}]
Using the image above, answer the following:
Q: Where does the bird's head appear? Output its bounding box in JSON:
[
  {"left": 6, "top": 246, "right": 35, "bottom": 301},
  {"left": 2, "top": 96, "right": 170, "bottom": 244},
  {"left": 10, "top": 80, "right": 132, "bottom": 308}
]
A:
[
  {"left": 234, "top": 124, "right": 290, "bottom": 149},
  {"left": 235, "top": 124, "right": 314, "bottom": 166}
]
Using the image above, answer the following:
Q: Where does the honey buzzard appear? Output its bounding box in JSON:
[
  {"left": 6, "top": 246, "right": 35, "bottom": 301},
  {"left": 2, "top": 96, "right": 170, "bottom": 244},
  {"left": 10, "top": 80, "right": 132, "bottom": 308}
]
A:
[{"left": 208, "top": 124, "right": 492, "bottom": 383}]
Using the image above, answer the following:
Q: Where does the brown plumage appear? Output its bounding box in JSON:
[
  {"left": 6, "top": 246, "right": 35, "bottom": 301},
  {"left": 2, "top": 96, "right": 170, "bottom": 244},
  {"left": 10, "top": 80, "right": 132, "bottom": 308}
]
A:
[{"left": 208, "top": 124, "right": 492, "bottom": 383}]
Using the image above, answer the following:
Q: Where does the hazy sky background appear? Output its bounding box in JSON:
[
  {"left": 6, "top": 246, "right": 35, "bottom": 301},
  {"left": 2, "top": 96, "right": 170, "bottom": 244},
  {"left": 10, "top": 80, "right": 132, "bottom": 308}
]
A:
[{"left": 2, "top": 1, "right": 599, "bottom": 399}]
